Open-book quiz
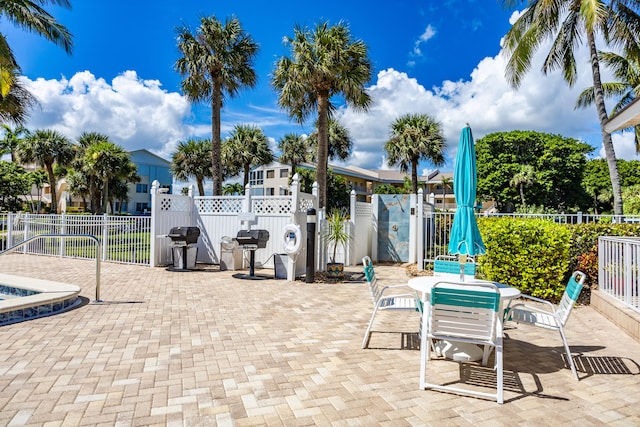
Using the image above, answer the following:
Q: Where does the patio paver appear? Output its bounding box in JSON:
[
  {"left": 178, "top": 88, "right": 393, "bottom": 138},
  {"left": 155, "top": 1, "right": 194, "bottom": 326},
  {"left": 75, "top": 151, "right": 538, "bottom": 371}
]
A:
[{"left": 0, "top": 254, "right": 639, "bottom": 426}]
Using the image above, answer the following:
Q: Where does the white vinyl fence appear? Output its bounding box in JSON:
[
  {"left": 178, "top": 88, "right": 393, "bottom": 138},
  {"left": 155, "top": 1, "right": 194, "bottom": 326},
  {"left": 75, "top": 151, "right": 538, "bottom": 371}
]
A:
[{"left": 150, "top": 175, "right": 317, "bottom": 280}]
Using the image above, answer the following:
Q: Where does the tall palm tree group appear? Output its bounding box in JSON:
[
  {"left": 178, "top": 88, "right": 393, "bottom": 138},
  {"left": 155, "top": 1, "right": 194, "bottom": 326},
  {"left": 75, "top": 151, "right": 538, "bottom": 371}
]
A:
[
  {"left": 1, "top": 125, "right": 138, "bottom": 214},
  {"left": 9, "top": 3, "right": 640, "bottom": 215},
  {"left": 502, "top": 0, "right": 640, "bottom": 216}
]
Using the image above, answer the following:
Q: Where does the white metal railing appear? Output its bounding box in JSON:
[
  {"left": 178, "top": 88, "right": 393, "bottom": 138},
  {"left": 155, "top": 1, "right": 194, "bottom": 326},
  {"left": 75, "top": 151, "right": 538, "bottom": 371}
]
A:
[
  {"left": 0, "top": 233, "right": 103, "bottom": 302},
  {"left": 598, "top": 236, "right": 640, "bottom": 313},
  {"left": 0, "top": 212, "right": 151, "bottom": 265}
]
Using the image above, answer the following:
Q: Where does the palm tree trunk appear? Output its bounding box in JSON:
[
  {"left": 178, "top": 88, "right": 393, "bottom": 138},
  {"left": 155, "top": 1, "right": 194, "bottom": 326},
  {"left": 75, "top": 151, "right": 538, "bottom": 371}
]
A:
[
  {"left": 196, "top": 178, "right": 205, "bottom": 197},
  {"left": 411, "top": 159, "right": 418, "bottom": 194},
  {"left": 102, "top": 179, "right": 109, "bottom": 214},
  {"left": 46, "top": 164, "right": 57, "bottom": 214},
  {"left": 211, "top": 77, "right": 223, "bottom": 196},
  {"left": 519, "top": 184, "right": 526, "bottom": 206},
  {"left": 317, "top": 92, "right": 330, "bottom": 209},
  {"left": 243, "top": 164, "right": 250, "bottom": 188},
  {"left": 587, "top": 30, "right": 623, "bottom": 216}
]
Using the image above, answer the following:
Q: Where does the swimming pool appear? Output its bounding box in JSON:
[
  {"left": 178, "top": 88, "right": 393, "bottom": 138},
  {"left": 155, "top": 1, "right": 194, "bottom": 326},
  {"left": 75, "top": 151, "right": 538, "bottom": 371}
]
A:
[{"left": 0, "top": 274, "right": 81, "bottom": 325}]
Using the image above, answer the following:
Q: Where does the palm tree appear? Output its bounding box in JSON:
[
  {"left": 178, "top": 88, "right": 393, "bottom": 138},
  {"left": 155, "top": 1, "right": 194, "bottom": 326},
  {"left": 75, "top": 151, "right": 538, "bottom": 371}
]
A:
[
  {"left": 224, "top": 124, "right": 273, "bottom": 188},
  {"left": 83, "top": 140, "right": 134, "bottom": 214},
  {"left": 0, "top": 60, "right": 38, "bottom": 124},
  {"left": 501, "top": 0, "right": 640, "bottom": 216},
  {"left": 222, "top": 182, "right": 244, "bottom": 195},
  {"left": 75, "top": 131, "right": 109, "bottom": 213},
  {"left": 278, "top": 133, "right": 310, "bottom": 182},
  {"left": 26, "top": 169, "right": 47, "bottom": 212},
  {"left": 0, "top": 0, "right": 72, "bottom": 63},
  {"left": 272, "top": 21, "right": 372, "bottom": 209},
  {"left": 384, "top": 113, "right": 445, "bottom": 195},
  {"left": 171, "top": 138, "right": 212, "bottom": 196},
  {"left": 18, "top": 129, "right": 74, "bottom": 213},
  {"left": 576, "top": 51, "right": 640, "bottom": 152},
  {"left": 175, "top": 16, "right": 258, "bottom": 196},
  {"left": 307, "top": 118, "right": 353, "bottom": 162},
  {"left": 440, "top": 176, "right": 453, "bottom": 209},
  {"left": 65, "top": 168, "right": 90, "bottom": 211},
  {"left": 0, "top": 1, "right": 72, "bottom": 121},
  {"left": 0, "top": 124, "right": 28, "bottom": 161},
  {"left": 510, "top": 164, "right": 535, "bottom": 207}
]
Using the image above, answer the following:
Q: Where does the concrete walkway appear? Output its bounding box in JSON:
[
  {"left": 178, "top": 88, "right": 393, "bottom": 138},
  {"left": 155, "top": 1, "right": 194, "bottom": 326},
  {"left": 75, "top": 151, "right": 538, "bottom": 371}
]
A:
[{"left": 0, "top": 255, "right": 639, "bottom": 426}]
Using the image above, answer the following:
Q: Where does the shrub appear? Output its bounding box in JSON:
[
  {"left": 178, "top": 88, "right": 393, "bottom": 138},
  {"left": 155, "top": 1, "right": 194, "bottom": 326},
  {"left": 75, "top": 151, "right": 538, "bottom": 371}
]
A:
[{"left": 478, "top": 217, "right": 572, "bottom": 302}]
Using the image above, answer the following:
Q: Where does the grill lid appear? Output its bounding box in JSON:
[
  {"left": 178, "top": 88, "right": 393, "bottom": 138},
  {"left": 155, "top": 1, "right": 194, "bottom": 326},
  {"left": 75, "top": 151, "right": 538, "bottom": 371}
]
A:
[
  {"left": 235, "top": 229, "right": 270, "bottom": 248},
  {"left": 168, "top": 226, "right": 201, "bottom": 244}
]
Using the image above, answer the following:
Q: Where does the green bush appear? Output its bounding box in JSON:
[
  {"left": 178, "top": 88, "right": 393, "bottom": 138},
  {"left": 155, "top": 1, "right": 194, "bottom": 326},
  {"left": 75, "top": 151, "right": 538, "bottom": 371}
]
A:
[{"left": 478, "top": 217, "right": 572, "bottom": 302}]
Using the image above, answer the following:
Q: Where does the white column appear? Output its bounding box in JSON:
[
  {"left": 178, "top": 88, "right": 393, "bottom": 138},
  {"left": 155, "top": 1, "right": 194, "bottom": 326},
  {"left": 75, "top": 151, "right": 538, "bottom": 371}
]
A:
[{"left": 417, "top": 189, "right": 424, "bottom": 271}]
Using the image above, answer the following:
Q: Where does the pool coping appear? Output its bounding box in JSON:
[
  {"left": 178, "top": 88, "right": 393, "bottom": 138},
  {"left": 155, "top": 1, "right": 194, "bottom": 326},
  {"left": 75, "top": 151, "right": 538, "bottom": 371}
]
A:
[{"left": 0, "top": 273, "right": 81, "bottom": 314}]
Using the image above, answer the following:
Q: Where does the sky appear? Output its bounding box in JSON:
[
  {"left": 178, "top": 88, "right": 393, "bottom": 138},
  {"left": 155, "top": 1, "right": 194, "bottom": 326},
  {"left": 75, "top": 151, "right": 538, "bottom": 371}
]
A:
[{"left": 6, "top": 0, "right": 639, "bottom": 190}]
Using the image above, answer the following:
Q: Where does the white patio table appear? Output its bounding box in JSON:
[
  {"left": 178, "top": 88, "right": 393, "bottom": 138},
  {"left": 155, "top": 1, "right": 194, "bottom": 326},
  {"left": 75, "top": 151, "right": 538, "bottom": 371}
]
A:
[{"left": 408, "top": 276, "right": 521, "bottom": 362}]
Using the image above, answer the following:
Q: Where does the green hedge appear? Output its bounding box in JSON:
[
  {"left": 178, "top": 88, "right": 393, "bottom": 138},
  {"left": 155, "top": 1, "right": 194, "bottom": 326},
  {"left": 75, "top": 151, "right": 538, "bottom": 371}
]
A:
[
  {"left": 478, "top": 217, "right": 571, "bottom": 302},
  {"left": 476, "top": 218, "right": 640, "bottom": 303}
]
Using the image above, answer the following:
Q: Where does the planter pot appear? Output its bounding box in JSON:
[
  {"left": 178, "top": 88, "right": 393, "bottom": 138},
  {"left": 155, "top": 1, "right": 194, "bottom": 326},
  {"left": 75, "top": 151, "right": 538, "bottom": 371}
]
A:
[{"left": 326, "top": 263, "right": 344, "bottom": 279}]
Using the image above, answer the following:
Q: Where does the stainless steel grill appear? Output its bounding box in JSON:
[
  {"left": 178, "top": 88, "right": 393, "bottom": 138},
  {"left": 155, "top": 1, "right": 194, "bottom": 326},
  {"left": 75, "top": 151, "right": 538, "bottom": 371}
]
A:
[{"left": 234, "top": 229, "right": 270, "bottom": 278}]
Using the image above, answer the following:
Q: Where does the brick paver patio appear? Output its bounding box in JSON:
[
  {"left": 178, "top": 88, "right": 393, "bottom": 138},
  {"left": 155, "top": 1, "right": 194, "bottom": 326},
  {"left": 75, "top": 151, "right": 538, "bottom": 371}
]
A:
[{"left": 0, "top": 254, "right": 639, "bottom": 426}]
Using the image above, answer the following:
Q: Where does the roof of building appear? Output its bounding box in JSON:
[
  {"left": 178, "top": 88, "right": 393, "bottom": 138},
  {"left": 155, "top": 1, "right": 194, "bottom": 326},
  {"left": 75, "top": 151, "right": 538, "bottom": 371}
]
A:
[{"left": 129, "top": 149, "right": 171, "bottom": 167}]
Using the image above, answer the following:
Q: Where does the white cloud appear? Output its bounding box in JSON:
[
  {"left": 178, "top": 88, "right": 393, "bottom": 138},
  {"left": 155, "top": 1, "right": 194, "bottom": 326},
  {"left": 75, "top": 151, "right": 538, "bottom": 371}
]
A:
[
  {"left": 602, "top": 132, "right": 640, "bottom": 161},
  {"left": 22, "top": 71, "right": 197, "bottom": 160},
  {"left": 411, "top": 25, "right": 436, "bottom": 58},
  {"left": 337, "top": 28, "right": 625, "bottom": 172}
]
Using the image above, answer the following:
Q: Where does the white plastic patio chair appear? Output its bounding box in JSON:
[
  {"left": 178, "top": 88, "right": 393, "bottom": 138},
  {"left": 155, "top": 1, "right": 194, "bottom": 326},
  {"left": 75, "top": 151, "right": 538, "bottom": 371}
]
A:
[
  {"left": 361, "top": 256, "right": 421, "bottom": 349},
  {"left": 420, "top": 280, "right": 504, "bottom": 404},
  {"left": 433, "top": 254, "right": 476, "bottom": 279},
  {"left": 504, "top": 271, "right": 587, "bottom": 380}
]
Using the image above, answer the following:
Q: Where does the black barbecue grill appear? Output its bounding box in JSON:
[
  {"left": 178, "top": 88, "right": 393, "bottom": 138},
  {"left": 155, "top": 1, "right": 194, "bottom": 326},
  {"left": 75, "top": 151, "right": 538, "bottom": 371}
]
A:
[
  {"left": 167, "top": 226, "right": 200, "bottom": 270},
  {"left": 234, "top": 229, "right": 270, "bottom": 278}
]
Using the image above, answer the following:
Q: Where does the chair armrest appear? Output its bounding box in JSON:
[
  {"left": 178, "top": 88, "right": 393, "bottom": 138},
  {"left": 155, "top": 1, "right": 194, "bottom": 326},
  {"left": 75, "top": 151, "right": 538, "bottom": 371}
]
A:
[
  {"left": 508, "top": 302, "right": 556, "bottom": 317},
  {"left": 380, "top": 283, "right": 414, "bottom": 294},
  {"left": 518, "top": 294, "right": 556, "bottom": 311}
]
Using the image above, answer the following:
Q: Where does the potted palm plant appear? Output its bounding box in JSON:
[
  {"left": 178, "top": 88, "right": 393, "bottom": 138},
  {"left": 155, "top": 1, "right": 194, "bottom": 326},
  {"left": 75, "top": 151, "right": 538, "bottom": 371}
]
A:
[{"left": 324, "top": 208, "right": 350, "bottom": 279}]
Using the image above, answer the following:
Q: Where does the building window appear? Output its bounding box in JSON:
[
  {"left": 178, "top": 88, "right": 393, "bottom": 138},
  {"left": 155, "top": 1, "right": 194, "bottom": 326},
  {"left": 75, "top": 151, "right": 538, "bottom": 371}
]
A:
[
  {"left": 266, "top": 187, "right": 275, "bottom": 196},
  {"left": 266, "top": 170, "right": 275, "bottom": 179},
  {"left": 436, "top": 199, "right": 442, "bottom": 204},
  {"left": 136, "top": 202, "right": 149, "bottom": 213},
  {"left": 249, "top": 170, "right": 264, "bottom": 186},
  {"left": 280, "top": 169, "right": 289, "bottom": 178},
  {"left": 136, "top": 183, "right": 148, "bottom": 193}
]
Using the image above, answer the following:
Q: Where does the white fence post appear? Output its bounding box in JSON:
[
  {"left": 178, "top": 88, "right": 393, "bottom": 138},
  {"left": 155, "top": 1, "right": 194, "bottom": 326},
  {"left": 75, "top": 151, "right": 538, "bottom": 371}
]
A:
[
  {"left": 347, "top": 190, "right": 356, "bottom": 266},
  {"left": 417, "top": 188, "right": 424, "bottom": 270},
  {"left": 150, "top": 180, "right": 159, "bottom": 267},
  {"left": 23, "top": 213, "right": 29, "bottom": 254},
  {"left": 7, "top": 212, "right": 14, "bottom": 248},
  {"left": 102, "top": 214, "right": 108, "bottom": 261},
  {"left": 60, "top": 213, "right": 67, "bottom": 257},
  {"left": 409, "top": 192, "right": 417, "bottom": 264},
  {"left": 371, "top": 195, "right": 378, "bottom": 262}
]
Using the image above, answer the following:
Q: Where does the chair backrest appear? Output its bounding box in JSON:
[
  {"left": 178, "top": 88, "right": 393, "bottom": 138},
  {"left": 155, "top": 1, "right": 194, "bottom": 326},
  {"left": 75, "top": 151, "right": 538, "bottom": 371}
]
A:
[
  {"left": 429, "top": 282, "right": 500, "bottom": 341},
  {"left": 433, "top": 255, "right": 476, "bottom": 277},
  {"left": 362, "top": 256, "right": 379, "bottom": 304},
  {"left": 556, "top": 271, "right": 587, "bottom": 326}
]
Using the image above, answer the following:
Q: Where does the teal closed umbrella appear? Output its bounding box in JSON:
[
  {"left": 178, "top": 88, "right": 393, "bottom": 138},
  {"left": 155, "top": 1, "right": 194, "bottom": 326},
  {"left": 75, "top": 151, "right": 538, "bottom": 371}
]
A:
[{"left": 448, "top": 125, "right": 485, "bottom": 279}]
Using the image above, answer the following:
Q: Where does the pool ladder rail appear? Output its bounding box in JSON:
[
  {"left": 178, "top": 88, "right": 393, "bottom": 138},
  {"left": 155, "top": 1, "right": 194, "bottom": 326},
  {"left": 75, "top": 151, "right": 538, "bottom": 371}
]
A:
[{"left": 0, "top": 234, "right": 102, "bottom": 303}]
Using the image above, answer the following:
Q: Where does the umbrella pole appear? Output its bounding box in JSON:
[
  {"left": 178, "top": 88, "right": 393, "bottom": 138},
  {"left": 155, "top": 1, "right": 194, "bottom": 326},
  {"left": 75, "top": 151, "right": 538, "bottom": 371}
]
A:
[{"left": 458, "top": 254, "right": 466, "bottom": 282}]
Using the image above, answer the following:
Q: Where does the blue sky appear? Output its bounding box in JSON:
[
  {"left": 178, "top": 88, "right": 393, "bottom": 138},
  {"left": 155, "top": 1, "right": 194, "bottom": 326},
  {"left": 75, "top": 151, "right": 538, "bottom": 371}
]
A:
[{"left": 7, "top": 0, "right": 639, "bottom": 188}]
